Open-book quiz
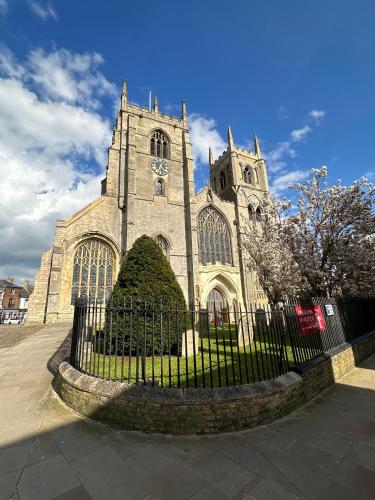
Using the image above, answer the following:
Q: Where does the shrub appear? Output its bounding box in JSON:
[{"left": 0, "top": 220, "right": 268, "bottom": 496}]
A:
[{"left": 105, "top": 235, "right": 189, "bottom": 355}]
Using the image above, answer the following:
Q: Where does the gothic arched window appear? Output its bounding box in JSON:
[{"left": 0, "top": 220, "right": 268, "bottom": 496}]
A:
[
  {"left": 155, "top": 179, "right": 164, "bottom": 196},
  {"left": 248, "top": 204, "right": 255, "bottom": 221},
  {"left": 256, "top": 207, "right": 262, "bottom": 222},
  {"left": 155, "top": 235, "right": 170, "bottom": 260},
  {"left": 197, "top": 206, "right": 232, "bottom": 265},
  {"left": 220, "top": 171, "right": 226, "bottom": 190},
  {"left": 71, "top": 239, "right": 114, "bottom": 304},
  {"left": 150, "top": 130, "right": 169, "bottom": 158},
  {"left": 243, "top": 166, "right": 253, "bottom": 184}
]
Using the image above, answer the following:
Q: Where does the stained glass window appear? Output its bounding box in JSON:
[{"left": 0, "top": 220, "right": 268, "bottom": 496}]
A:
[
  {"left": 155, "top": 235, "right": 170, "bottom": 260},
  {"left": 150, "top": 130, "right": 169, "bottom": 158},
  {"left": 197, "top": 206, "right": 232, "bottom": 265},
  {"left": 71, "top": 239, "right": 114, "bottom": 304}
]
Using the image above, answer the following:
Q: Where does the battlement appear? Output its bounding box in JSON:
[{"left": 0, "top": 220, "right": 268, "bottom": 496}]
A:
[
  {"left": 235, "top": 145, "right": 257, "bottom": 157},
  {"left": 212, "top": 145, "right": 258, "bottom": 169},
  {"left": 126, "top": 102, "right": 183, "bottom": 127},
  {"left": 212, "top": 149, "right": 229, "bottom": 167}
]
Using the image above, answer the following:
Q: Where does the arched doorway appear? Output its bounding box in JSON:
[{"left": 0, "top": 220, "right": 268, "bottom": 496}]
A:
[{"left": 207, "top": 287, "right": 228, "bottom": 323}]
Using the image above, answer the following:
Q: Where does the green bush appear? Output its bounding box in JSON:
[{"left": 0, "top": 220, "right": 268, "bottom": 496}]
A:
[{"left": 105, "top": 235, "right": 189, "bottom": 355}]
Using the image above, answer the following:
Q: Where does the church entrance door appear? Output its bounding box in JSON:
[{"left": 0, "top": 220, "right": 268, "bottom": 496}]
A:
[{"left": 207, "top": 287, "right": 228, "bottom": 323}]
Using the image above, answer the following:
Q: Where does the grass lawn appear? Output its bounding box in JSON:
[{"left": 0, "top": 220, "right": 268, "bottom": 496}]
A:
[{"left": 77, "top": 324, "right": 304, "bottom": 388}]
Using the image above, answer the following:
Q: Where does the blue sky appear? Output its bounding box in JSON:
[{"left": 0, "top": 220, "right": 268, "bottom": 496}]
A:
[{"left": 0, "top": 0, "right": 375, "bottom": 282}]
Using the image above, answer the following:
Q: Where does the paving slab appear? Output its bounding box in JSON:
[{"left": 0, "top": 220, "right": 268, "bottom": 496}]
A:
[
  {"left": 0, "top": 470, "right": 20, "bottom": 500},
  {"left": 0, "top": 323, "right": 374, "bottom": 499},
  {"left": 17, "top": 455, "right": 81, "bottom": 500}
]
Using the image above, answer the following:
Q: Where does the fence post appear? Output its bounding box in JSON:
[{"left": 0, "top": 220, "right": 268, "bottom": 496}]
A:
[{"left": 70, "top": 299, "right": 82, "bottom": 368}]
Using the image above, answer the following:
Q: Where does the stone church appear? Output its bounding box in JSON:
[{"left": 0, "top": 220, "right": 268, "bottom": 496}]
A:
[{"left": 28, "top": 81, "right": 269, "bottom": 323}]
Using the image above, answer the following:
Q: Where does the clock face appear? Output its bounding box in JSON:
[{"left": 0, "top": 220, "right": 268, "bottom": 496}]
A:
[{"left": 151, "top": 158, "right": 169, "bottom": 176}]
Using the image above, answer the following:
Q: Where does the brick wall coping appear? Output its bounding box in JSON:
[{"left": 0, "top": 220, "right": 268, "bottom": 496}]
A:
[
  {"left": 58, "top": 362, "right": 302, "bottom": 404},
  {"left": 56, "top": 331, "right": 375, "bottom": 434}
]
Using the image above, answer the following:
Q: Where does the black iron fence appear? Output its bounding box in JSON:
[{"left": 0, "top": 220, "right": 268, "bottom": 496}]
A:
[{"left": 70, "top": 296, "right": 375, "bottom": 389}]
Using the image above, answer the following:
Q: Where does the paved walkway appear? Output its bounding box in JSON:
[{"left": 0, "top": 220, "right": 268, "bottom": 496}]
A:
[
  {"left": 0, "top": 324, "right": 47, "bottom": 349},
  {"left": 0, "top": 324, "right": 374, "bottom": 500}
]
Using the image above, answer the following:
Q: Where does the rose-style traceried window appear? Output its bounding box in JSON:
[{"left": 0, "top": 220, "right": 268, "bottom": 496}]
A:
[{"left": 71, "top": 239, "right": 114, "bottom": 304}]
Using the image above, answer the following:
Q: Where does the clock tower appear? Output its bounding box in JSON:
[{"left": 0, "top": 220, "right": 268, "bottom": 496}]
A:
[
  {"left": 101, "top": 81, "right": 198, "bottom": 306},
  {"left": 28, "top": 79, "right": 270, "bottom": 324}
]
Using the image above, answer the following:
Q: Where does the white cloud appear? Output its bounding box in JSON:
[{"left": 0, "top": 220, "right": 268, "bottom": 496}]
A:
[
  {"left": 267, "top": 142, "right": 296, "bottom": 161},
  {"left": 0, "top": 44, "right": 24, "bottom": 78},
  {"left": 264, "top": 141, "right": 296, "bottom": 173},
  {"left": 189, "top": 114, "right": 226, "bottom": 166},
  {"left": 29, "top": 1, "right": 58, "bottom": 20},
  {"left": 277, "top": 105, "right": 289, "bottom": 121},
  {"left": 270, "top": 170, "right": 310, "bottom": 194},
  {"left": 290, "top": 125, "right": 312, "bottom": 142},
  {"left": 0, "top": 0, "right": 9, "bottom": 15},
  {"left": 0, "top": 46, "right": 115, "bottom": 283},
  {"left": 27, "top": 48, "right": 117, "bottom": 109},
  {"left": 162, "top": 102, "right": 180, "bottom": 115},
  {"left": 309, "top": 109, "right": 326, "bottom": 124},
  {"left": 266, "top": 109, "right": 325, "bottom": 193}
]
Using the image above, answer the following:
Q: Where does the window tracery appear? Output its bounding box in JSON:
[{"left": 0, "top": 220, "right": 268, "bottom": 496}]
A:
[
  {"left": 248, "top": 204, "right": 255, "bottom": 221},
  {"left": 150, "top": 130, "right": 169, "bottom": 158},
  {"left": 155, "top": 235, "right": 170, "bottom": 260},
  {"left": 71, "top": 239, "right": 114, "bottom": 304},
  {"left": 197, "top": 206, "right": 232, "bottom": 265}
]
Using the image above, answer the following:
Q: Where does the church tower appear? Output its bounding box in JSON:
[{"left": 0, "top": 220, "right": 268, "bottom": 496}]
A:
[
  {"left": 101, "top": 82, "right": 198, "bottom": 305},
  {"left": 27, "top": 80, "right": 268, "bottom": 324},
  {"left": 209, "top": 128, "right": 270, "bottom": 304}
]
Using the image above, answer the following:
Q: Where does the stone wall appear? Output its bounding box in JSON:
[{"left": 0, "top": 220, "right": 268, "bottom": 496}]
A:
[{"left": 56, "top": 331, "right": 375, "bottom": 434}]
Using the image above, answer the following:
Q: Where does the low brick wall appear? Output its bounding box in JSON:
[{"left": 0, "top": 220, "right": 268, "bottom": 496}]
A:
[{"left": 56, "top": 331, "right": 375, "bottom": 434}]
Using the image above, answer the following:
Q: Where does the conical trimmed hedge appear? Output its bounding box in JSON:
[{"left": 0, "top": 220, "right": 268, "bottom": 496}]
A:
[{"left": 106, "top": 235, "right": 188, "bottom": 355}]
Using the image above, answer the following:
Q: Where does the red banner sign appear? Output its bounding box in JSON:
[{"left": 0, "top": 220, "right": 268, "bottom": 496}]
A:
[{"left": 295, "top": 305, "right": 326, "bottom": 336}]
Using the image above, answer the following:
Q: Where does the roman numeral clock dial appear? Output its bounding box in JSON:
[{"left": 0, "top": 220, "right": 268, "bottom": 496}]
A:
[{"left": 151, "top": 158, "right": 169, "bottom": 176}]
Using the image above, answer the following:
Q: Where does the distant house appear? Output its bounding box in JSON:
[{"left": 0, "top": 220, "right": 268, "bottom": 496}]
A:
[{"left": 0, "top": 280, "right": 30, "bottom": 323}]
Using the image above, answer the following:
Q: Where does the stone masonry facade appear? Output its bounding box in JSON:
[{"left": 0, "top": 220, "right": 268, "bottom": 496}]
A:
[{"left": 28, "top": 81, "right": 269, "bottom": 323}]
